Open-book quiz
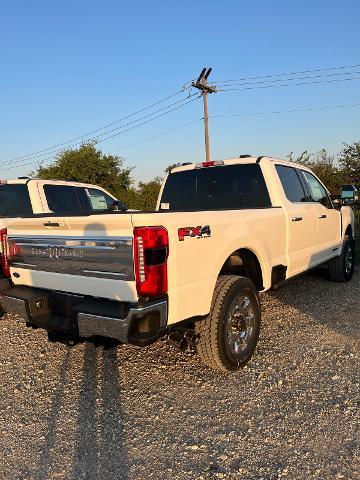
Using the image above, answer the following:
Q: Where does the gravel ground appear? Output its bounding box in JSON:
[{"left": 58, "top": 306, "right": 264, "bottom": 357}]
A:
[{"left": 0, "top": 270, "right": 359, "bottom": 480}]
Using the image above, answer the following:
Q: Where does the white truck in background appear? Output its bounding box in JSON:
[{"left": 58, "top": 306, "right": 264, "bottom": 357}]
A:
[
  {"left": 0, "top": 157, "right": 356, "bottom": 372},
  {"left": 0, "top": 177, "right": 124, "bottom": 276}
]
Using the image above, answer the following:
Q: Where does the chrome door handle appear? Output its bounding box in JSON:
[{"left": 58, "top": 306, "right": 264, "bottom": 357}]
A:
[
  {"left": 291, "top": 216, "right": 303, "bottom": 222},
  {"left": 319, "top": 214, "right": 327, "bottom": 219}
]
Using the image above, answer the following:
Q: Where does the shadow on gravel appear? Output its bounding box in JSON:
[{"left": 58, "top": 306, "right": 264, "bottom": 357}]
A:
[
  {"left": 71, "top": 343, "right": 129, "bottom": 480},
  {"left": 268, "top": 268, "right": 360, "bottom": 337},
  {"left": 35, "top": 343, "right": 129, "bottom": 480},
  {"left": 35, "top": 349, "right": 72, "bottom": 480}
]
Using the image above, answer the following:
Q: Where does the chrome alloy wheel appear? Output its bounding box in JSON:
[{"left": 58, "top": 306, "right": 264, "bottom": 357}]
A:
[
  {"left": 226, "top": 294, "right": 255, "bottom": 356},
  {"left": 344, "top": 243, "right": 354, "bottom": 275}
]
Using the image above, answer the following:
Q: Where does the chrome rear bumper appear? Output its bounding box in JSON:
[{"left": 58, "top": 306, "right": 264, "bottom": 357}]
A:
[{"left": 0, "top": 284, "right": 168, "bottom": 346}]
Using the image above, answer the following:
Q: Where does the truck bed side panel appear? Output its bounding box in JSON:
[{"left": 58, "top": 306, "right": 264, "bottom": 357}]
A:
[{"left": 133, "top": 208, "right": 287, "bottom": 324}]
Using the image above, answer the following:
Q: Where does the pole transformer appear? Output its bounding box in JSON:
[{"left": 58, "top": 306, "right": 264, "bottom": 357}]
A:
[{"left": 192, "top": 68, "right": 217, "bottom": 162}]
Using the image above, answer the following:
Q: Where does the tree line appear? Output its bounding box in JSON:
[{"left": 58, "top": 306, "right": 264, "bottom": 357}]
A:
[
  {"left": 288, "top": 141, "right": 360, "bottom": 194},
  {"left": 32, "top": 140, "right": 360, "bottom": 210}
]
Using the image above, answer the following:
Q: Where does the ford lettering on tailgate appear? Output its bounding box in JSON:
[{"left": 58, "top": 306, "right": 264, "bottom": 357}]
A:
[{"left": 31, "top": 246, "right": 85, "bottom": 259}]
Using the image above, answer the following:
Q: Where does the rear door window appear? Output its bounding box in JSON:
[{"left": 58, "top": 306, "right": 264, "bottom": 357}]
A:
[
  {"left": 44, "top": 185, "right": 85, "bottom": 213},
  {"left": 275, "top": 165, "right": 307, "bottom": 203},
  {"left": 0, "top": 184, "right": 33, "bottom": 217},
  {"left": 160, "top": 164, "right": 271, "bottom": 211}
]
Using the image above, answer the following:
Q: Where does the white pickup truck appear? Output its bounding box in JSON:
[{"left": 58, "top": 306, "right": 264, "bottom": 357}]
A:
[
  {"left": 0, "top": 157, "right": 355, "bottom": 372},
  {"left": 0, "top": 177, "right": 124, "bottom": 276}
]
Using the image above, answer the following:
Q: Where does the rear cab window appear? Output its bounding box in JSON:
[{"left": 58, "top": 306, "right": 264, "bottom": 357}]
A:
[
  {"left": 0, "top": 184, "right": 33, "bottom": 217},
  {"left": 160, "top": 164, "right": 271, "bottom": 211},
  {"left": 44, "top": 185, "right": 115, "bottom": 213}
]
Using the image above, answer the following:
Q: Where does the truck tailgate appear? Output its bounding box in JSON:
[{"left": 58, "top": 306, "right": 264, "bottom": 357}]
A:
[{"left": 7, "top": 214, "right": 138, "bottom": 302}]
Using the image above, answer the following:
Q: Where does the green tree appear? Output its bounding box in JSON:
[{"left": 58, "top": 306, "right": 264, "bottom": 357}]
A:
[
  {"left": 287, "top": 150, "right": 312, "bottom": 164},
  {"left": 165, "top": 163, "right": 178, "bottom": 173},
  {"left": 133, "top": 177, "right": 163, "bottom": 211},
  {"left": 32, "top": 143, "right": 135, "bottom": 203},
  {"left": 339, "top": 141, "right": 360, "bottom": 187},
  {"left": 293, "top": 148, "right": 343, "bottom": 194}
]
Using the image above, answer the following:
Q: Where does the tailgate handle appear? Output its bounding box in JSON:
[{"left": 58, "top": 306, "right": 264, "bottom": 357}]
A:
[{"left": 43, "top": 221, "right": 64, "bottom": 228}]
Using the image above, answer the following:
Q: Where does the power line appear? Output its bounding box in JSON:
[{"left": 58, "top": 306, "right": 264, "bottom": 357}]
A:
[
  {"left": 0, "top": 97, "right": 201, "bottom": 172},
  {"left": 0, "top": 119, "right": 203, "bottom": 173},
  {"left": 4, "top": 86, "right": 192, "bottom": 164},
  {"left": 85, "top": 93, "right": 199, "bottom": 142},
  {"left": 215, "top": 70, "right": 360, "bottom": 88},
  {"left": 108, "top": 118, "right": 203, "bottom": 154},
  {"left": 209, "top": 63, "right": 360, "bottom": 84},
  {"left": 1, "top": 94, "right": 200, "bottom": 168},
  {"left": 210, "top": 102, "right": 360, "bottom": 119},
  {"left": 2, "top": 102, "right": 359, "bottom": 175},
  {"left": 93, "top": 96, "right": 200, "bottom": 144},
  {"left": 4, "top": 62, "right": 360, "bottom": 171},
  {"left": 219, "top": 76, "right": 360, "bottom": 92}
]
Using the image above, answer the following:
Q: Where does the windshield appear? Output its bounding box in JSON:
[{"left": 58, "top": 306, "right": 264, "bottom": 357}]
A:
[{"left": 160, "top": 164, "right": 271, "bottom": 211}]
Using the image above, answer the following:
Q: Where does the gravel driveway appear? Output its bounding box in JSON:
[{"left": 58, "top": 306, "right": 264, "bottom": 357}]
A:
[{"left": 0, "top": 270, "right": 359, "bottom": 480}]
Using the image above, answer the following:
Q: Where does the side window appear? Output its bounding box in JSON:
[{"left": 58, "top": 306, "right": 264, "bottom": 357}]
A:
[
  {"left": 85, "top": 188, "right": 115, "bottom": 211},
  {"left": 44, "top": 185, "right": 84, "bottom": 213},
  {"left": 275, "top": 165, "right": 307, "bottom": 203},
  {"left": 301, "top": 171, "right": 332, "bottom": 208}
]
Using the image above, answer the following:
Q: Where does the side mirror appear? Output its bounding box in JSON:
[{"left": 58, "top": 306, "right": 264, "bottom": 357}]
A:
[
  {"left": 332, "top": 198, "right": 341, "bottom": 208},
  {"left": 112, "top": 200, "right": 127, "bottom": 212},
  {"left": 341, "top": 185, "right": 358, "bottom": 206}
]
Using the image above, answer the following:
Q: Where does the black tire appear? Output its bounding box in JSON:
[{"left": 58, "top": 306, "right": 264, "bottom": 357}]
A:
[
  {"left": 328, "top": 235, "right": 355, "bottom": 282},
  {"left": 195, "top": 275, "right": 261, "bottom": 372}
]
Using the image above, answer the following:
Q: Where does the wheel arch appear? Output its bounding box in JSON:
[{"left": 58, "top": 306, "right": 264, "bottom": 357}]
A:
[{"left": 219, "top": 247, "right": 265, "bottom": 291}]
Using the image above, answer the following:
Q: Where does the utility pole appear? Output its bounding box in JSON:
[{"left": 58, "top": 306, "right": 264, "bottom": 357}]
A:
[{"left": 192, "top": 68, "right": 217, "bottom": 162}]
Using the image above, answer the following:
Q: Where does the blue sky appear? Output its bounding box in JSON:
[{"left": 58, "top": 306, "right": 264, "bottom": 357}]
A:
[{"left": 1, "top": 0, "right": 360, "bottom": 182}]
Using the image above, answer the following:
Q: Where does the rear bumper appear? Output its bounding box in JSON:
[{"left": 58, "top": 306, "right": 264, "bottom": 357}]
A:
[{"left": 0, "top": 282, "right": 168, "bottom": 346}]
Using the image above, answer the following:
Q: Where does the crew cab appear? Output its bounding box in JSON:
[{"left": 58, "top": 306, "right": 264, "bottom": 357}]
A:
[
  {"left": 0, "top": 157, "right": 356, "bottom": 372},
  {"left": 0, "top": 178, "right": 123, "bottom": 275}
]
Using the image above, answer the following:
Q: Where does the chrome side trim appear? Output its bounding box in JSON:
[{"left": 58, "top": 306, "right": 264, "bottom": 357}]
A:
[
  {"left": 83, "top": 269, "right": 127, "bottom": 277},
  {"left": 12, "top": 262, "right": 37, "bottom": 268},
  {"left": 8, "top": 235, "right": 134, "bottom": 281}
]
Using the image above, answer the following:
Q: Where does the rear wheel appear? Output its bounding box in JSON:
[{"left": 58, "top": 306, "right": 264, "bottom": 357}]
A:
[
  {"left": 328, "top": 235, "right": 355, "bottom": 282},
  {"left": 195, "top": 275, "right": 261, "bottom": 372}
]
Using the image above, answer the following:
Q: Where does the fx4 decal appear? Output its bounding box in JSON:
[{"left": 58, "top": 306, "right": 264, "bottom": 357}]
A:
[{"left": 178, "top": 225, "right": 211, "bottom": 241}]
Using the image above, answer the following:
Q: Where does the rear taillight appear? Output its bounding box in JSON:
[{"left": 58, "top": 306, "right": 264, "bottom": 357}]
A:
[
  {"left": 0, "top": 229, "right": 10, "bottom": 277},
  {"left": 134, "top": 226, "right": 169, "bottom": 297}
]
